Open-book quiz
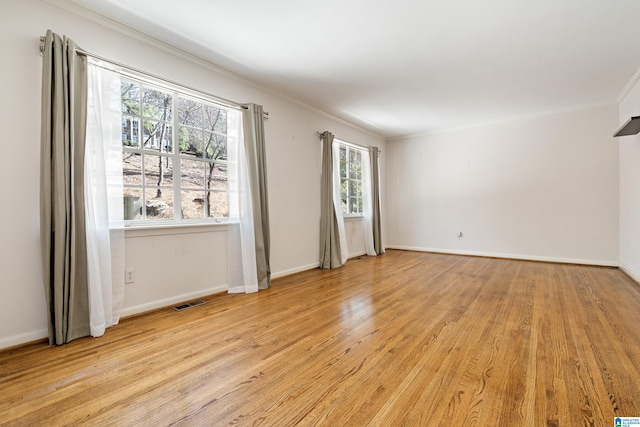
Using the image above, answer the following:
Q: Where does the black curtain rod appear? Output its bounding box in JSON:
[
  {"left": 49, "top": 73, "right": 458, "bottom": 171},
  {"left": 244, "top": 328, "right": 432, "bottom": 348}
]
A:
[{"left": 316, "top": 131, "right": 381, "bottom": 154}]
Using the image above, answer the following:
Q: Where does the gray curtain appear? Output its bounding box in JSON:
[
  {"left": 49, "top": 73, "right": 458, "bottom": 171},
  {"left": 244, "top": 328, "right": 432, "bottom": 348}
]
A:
[
  {"left": 369, "top": 146, "right": 385, "bottom": 255},
  {"left": 319, "top": 131, "right": 343, "bottom": 268},
  {"left": 40, "top": 30, "right": 90, "bottom": 345},
  {"left": 242, "top": 104, "right": 271, "bottom": 289}
]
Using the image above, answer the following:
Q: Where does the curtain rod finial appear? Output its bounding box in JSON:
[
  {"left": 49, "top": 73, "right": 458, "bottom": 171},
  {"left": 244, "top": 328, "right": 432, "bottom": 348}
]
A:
[{"left": 39, "top": 36, "right": 46, "bottom": 56}]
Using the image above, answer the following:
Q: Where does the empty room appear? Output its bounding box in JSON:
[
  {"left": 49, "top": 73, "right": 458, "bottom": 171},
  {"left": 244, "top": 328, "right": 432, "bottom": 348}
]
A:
[{"left": 2, "top": 0, "right": 640, "bottom": 425}]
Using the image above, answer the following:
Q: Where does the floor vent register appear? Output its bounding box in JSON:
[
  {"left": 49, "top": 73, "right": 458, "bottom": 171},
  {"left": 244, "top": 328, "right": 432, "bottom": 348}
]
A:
[{"left": 172, "top": 300, "right": 206, "bottom": 311}]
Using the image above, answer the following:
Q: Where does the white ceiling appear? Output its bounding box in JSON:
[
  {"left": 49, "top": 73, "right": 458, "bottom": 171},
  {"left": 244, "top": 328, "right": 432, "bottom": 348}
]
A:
[{"left": 66, "top": 0, "right": 640, "bottom": 138}]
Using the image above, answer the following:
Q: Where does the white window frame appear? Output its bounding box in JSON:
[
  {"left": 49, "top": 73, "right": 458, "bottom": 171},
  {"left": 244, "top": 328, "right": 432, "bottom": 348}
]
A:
[
  {"left": 336, "top": 141, "right": 365, "bottom": 217},
  {"left": 120, "top": 74, "right": 240, "bottom": 227}
]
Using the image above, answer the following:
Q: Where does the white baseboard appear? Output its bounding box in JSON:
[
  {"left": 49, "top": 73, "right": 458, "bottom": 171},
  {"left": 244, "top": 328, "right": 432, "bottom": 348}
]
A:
[
  {"left": 0, "top": 329, "right": 48, "bottom": 351},
  {"left": 272, "top": 262, "right": 320, "bottom": 279},
  {"left": 119, "top": 285, "right": 228, "bottom": 317},
  {"left": 619, "top": 262, "right": 640, "bottom": 284},
  {"left": 386, "top": 245, "right": 619, "bottom": 267}
]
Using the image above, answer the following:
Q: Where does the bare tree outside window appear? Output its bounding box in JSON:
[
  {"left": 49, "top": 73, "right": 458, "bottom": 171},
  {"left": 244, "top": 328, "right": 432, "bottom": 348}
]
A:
[{"left": 178, "top": 98, "right": 228, "bottom": 219}]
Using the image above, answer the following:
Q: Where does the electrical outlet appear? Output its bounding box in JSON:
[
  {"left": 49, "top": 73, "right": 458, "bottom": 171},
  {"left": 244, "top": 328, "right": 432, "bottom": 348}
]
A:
[{"left": 125, "top": 268, "right": 135, "bottom": 284}]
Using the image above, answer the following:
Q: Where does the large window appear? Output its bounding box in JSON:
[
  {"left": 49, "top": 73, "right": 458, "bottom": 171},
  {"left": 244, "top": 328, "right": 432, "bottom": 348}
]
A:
[
  {"left": 121, "top": 78, "right": 238, "bottom": 223},
  {"left": 338, "top": 143, "right": 363, "bottom": 215}
]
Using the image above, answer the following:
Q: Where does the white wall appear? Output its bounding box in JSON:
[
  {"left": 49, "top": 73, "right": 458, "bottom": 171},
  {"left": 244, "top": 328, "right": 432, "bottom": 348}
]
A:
[
  {"left": 618, "top": 79, "right": 640, "bottom": 282},
  {"left": 0, "top": 0, "right": 385, "bottom": 349},
  {"left": 386, "top": 105, "right": 619, "bottom": 265}
]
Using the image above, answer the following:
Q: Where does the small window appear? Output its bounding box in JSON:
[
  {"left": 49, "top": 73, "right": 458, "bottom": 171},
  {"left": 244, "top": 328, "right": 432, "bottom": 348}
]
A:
[{"left": 338, "top": 143, "right": 363, "bottom": 215}]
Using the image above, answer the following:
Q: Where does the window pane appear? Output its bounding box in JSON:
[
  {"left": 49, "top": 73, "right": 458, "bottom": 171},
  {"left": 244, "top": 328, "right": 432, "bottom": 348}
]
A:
[
  {"left": 349, "top": 197, "right": 362, "bottom": 214},
  {"left": 348, "top": 180, "right": 362, "bottom": 198},
  {"left": 349, "top": 148, "right": 357, "bottom": 164},
  {"left": 349, "top": 160, "right": 361, "bottom": 180},
  {"left": 181, "top": 159, "right": 205, "bottom": 188},
  {"left": 142, "top": 121, "right": 172, "bottom": 152},
  {"left": 178, "top": 98, "right": 202, "bottom": 127},
  {"left": 144, "top": 154, "right": 173, "bottom": 187},
  {"left": 122, "top": 116, "right": 140, "bottom": 148},
  {"left": 145, "top": 189, "right": 173, "bottom": 220},
  {"left": 179, "top": 127, "right": 204, "bottom": 156},
  {"left": 208, "top": 191, "right": 228, "bottom": 218},
  {"left": 181, "top": 190, "right": 205, "bottom": 219},
  {"left": 340, "top": 146, "right": 347, "bottom": 178},
  {"left": 142, "top": 88, "right": 173, "bottom": 121},
  {"left": 123, "top": 188, "right": 142, "bottom": 220},
  {"left": 204, "top": 105, "right": 227, "bottom": 133},
  {"left": 181, "top": 190, "right": 227, "bottom": 219},
  {"left": 202, "top": 133, "right": 226, "bottom": 160},
  {"left": 340, "top": 178, "right": 347, "bottom": 212},
  {"left": 122, "top": 152, "right": 142, "bottom": 186},
  {"left": 206, "top": 163, "right": 228, "bottom": 191},
  {"left": 121, "top": 82, "right": 140, "bottom": 115}
]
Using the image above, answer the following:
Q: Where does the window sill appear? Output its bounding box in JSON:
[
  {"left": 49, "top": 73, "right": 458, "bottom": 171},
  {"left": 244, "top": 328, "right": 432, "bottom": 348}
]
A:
[
  {"left": 124, "top": 221, "right": 230, "bottom": 238},
  {"left": 343, "top": 215, "right": 364, "bottom": 222}
]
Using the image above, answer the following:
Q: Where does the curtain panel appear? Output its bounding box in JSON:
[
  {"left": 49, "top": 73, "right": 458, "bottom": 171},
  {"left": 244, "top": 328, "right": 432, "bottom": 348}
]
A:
[
  {"left": 369, "top": 146, "right": 384, "bottom": 255},
  {"left": 40, "top": 30, "right": 90, "bottom": 344},
  {"left": 228, "top": 104, "right": 272, "bottom": 294},
  {"left": 41, "top": 31, "right": 125, "bottom": 344},
  {"left": 228, "top": 108, "right": 258, "bottom": 294},
  {"left": 331, "top": 141, "right": 349, "bottom": 265},
  {"left": 242, "top": 104, "right": 271, "bottom": 290},
  {"left": 319, "top": 131, "right": 344, "bottom": 269},
  {"left": 85, "top": 60, "right": 125, "bottom": 336},
  {"left": 362, "top": 149, "right": 376, "bottom": 256}
]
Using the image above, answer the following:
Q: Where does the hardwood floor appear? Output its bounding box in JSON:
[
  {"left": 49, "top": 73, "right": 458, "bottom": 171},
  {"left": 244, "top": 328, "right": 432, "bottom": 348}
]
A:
[{"left": 2, "top": 250, "right": 640, "bottom": 426}]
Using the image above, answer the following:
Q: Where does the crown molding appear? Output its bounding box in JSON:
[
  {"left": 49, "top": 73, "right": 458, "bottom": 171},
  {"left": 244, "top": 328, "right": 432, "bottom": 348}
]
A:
[
  {"left": 617, "top": 64, "right": 640, "bottom": 104},
  {"left": 388, "top": 101, "right": 616, "bottom": 142}
]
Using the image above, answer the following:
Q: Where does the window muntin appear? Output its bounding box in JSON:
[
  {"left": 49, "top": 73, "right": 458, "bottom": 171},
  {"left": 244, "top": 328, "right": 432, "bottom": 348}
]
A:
[
  {"left": 121, "top": 78, "right": 235, "bottom": 224},
  {"left": 338, "top": 144, "right": 363, "bottom": 215}
]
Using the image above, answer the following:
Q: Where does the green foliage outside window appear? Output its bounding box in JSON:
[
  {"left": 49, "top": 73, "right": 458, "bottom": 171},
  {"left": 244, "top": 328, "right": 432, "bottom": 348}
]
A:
[{"left": 339, "top": 145, "right": 363, "bottom": 214}]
